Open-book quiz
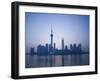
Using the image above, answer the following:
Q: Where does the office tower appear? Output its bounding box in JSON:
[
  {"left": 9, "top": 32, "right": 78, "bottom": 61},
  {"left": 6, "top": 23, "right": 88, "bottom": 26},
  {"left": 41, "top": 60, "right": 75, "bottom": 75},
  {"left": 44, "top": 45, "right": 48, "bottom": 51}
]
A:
[
  {"left": 30, "top": 48, "right": 34, "bottom": 55},
  {"left": 73, "top": 44, "right": 76, "bottom": 52},
  {"left": 70, "top": 44, "right": 73, "bottom": 51},
  {"left": 45, "top": 43, "right": 49, "bottom": 53},
  {"left": 65, "top": 45, "right": 68, "bottom": 51},
  {"left": 62, "top": 38, "right": 64, "bottom": 50},
  {"left": 78, "top": 43, "right": 82, "bottom": 52}
]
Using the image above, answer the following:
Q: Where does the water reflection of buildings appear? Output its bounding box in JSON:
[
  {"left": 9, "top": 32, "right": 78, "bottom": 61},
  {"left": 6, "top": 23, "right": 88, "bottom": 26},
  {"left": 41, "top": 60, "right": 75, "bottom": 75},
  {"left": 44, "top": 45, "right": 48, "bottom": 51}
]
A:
[{"left": 30, "top": 28, "right": 87, "bottom": 56}]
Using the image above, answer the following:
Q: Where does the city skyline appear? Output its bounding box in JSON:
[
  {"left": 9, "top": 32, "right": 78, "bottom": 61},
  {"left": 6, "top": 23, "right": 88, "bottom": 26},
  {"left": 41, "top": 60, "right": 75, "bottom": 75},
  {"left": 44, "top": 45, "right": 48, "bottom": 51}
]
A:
[
  {"left": 25, "top": 12, "right": 89, "bottom": 53},
  {"left": 29, "top": 28, "right": 84, "bottom": 54}
]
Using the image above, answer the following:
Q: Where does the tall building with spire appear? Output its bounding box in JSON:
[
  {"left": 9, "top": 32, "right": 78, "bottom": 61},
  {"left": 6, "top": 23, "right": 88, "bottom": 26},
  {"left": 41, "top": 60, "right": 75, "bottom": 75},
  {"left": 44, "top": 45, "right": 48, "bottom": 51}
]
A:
[{"left": 50, "top": 27, "right": 53, "bottom": 54}]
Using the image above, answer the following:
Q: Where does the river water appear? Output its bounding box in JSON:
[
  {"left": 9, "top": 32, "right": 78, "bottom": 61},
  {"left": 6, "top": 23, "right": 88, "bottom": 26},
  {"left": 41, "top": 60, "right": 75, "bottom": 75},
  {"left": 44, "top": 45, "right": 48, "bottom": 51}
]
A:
[{"left": 25, "top": 54, "right": 89, "bottom": 68}]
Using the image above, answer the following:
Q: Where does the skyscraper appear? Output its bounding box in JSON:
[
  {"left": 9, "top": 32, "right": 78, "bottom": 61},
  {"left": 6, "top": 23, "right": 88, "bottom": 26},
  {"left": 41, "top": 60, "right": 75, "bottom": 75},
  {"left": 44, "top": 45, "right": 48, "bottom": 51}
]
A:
[
  {"left": 62, "top": 38, "right": 64, "bottom": 50},
  {"left": 50, "top": 28, "right": 53, "bottom": 48},
  {"left": 30, "top": 48, "right": 34, "bottom": 55},
  {"left": 50, "top": 28, "right": 53, "bottom": 54},
  {"left": 45, "top": 43, "right": 49, "bottom": 53}
]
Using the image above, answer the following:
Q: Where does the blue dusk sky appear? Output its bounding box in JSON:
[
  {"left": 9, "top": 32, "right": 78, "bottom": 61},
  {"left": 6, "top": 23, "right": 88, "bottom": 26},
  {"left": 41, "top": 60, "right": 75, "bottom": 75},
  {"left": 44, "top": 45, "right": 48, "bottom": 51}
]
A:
[{"left": 25, "top": 12, "right": 89, "bottom": 53}]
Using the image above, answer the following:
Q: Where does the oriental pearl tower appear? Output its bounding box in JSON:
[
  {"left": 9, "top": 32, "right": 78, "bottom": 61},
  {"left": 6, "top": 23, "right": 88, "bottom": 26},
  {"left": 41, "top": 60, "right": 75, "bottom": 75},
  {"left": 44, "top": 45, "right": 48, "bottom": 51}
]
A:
[{"left": 50, "top": 27, "right": 54, "bottom": 54}]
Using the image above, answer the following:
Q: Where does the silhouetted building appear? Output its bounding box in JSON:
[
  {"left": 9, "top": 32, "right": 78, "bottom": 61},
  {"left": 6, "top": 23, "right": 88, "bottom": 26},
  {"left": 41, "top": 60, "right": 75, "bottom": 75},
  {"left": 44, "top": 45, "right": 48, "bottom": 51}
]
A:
[
  {"left": 70, "top": 44, "right": 73, "bottom": 50},
  {"left": 50, "top": 28, "right": 54, "bottom": 54},
  {"left": 65, "top": 45, "right": 68, "bottom": 51},
  {"left": 37, "top": 45, "right": 46, "bottom": 54},
  {"left": 30, "top": 48, "right": 34, "bottom": 55},
  {"left": 78, "top": 43, "right": 82, "bottom": 52},
  {"left": 62, "top": 38, "right": 64, "bottom": 50},
  {"left": 50, "top": 28, "right": 53, "bottom": 48},
  {"left": 45, "top": 43, "right": 49, "bottom": 53},
  {"left": 73, "top": 44, "right": 77, "bottom": 52}
]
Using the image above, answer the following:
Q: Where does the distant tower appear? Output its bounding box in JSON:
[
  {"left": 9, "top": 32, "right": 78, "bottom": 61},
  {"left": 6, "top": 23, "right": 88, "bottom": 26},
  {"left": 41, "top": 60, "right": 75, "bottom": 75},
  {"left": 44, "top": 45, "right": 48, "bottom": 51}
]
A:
[
  {"left": 50, "top": 27, "right": 53, "bottom": 52},
  {"left": 62, "top": 38, "right": 64, "bottom": 50}
]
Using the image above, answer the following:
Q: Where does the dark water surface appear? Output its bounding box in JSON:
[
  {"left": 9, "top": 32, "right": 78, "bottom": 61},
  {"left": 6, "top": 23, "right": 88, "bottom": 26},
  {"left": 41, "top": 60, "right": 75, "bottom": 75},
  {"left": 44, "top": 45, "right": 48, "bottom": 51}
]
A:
[{"left": 25, "top": 54, "right": 89, "bottom": 68}]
